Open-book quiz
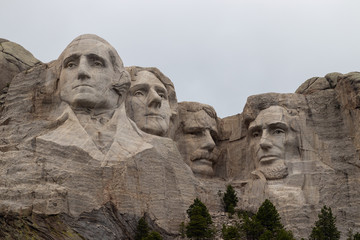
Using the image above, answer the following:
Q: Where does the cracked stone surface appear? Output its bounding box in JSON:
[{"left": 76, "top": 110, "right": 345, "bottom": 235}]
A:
[{"left": 0, "top": 39, "right": 40, "bottom": 91}]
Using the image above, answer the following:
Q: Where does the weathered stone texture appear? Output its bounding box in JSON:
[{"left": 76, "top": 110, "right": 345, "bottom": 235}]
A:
[
  {"left": 1, "top": 36, "right": 360, "bottom": 240},
  {"left": 0, "top": 39, "right": 40, "bottom": 92}
]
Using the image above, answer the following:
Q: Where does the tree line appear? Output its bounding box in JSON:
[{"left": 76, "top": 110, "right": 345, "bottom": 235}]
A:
[{"left": 134, "top": 185, "right": 360, "bottom": 240}]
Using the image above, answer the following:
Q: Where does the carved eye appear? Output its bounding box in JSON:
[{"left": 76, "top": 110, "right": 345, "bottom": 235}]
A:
[
  {"left": 158, "top": 92, "right": 166, "bottom": 99},
  {"left": 94, "top": 60, "right": 104, "bottom": 67},
  {"left": 134, "top": 90, "right": 144, "bottom": 96},
  {"left": 252, "top": 131, "right": 260, "bottom": 138},
  {"left": 188, "top": 130, "right": 203, "bottom": 136},
  {"left": 273, "top": 129, "right": 285, "bottom": 135},
  {"left": 66, "top": 62, "right": 76, "bottom": 69}
]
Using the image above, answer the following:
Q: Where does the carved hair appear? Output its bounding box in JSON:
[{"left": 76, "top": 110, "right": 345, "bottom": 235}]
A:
[
  {"left": 177, "top": 101, "right": 218, "bottom": 120},
  {"left": 56, "top": 34, "right": 130, "bottom": 96}
]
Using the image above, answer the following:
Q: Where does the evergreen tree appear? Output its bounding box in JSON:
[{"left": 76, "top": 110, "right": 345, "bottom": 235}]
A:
[
  {"left": 347, "top": 229, "right": 360, "bottom": 240},
  {"left": 186, "top": 198, "right": 214, "bottom": 240},
  {"left": 241, "top": 199, "right": 295, "bottom": 240},
  {"left": 241, "top": 213, "right": 265, "bottom": 240},
  {"left": 135, "top": 216, "right": 149, "bottom": 240},
  {"left": 222, "top": 223, "right": 242, "bottom": 240},
  {"left": 276, "top": 228, "right": 296, "bottom": 240},
  {"left": 223, "top": 185, "right": 238, "bottom": 215},
  {"left": 144, "top": 231, "right": 163, "bottom": 240},
  {"left": 135, "top": 216, "right": 163, "bottom": 240},
  {"left": 355, "top": 233, "right": 360, "bottom": 240},
  {"left": 179, "top": 222, "right": 186, "bottom": 238},
  {"left": 255, "top": 199, "right": 283, "bottom": 232},
  {"left": 309, "top": 205, "right": 340, "bottom": 240}
]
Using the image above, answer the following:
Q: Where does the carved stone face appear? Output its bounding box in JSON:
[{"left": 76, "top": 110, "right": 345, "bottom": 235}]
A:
[
  {"left": 126, "top": 71, "right": 171, "bottom": 136},
  {"left": 59, "top": 38, "right": 119, "bottom": 110},
  {"left": 176, "top": 109, "right": 218, "bottom": 177},
  {"left": 248, "top": 106, "right": 299, "bottom": 180}
]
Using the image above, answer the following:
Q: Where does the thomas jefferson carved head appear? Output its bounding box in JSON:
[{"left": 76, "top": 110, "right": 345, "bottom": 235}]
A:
[
  {"left": 57, "top": 34, "right": 130, "bottom": 111},
  {"left": 248, "top": 106, "right": 300, "bottom": 180},
  {"left": 125, "top": 66, "right": 177, "bottom": 137},
  {"left": 175, "top": 102, "right": 219, "bottom": 177}
]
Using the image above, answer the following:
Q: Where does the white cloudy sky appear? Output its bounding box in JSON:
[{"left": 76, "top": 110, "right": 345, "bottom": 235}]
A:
[{"left": 2, "top": 0, "right": 360, "bottom": 117}]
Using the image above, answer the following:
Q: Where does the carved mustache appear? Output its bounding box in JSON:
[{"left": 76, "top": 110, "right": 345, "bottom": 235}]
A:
[
  {"left": 145, "top": 112, "right": 165, "bottom": 119},
  {"left": 190, "top": 148, "right": 220, "bottom": 163}
]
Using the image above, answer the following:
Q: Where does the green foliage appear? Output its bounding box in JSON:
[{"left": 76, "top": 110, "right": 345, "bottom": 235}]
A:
[
  {"left": 135, "top": 217, "right": 149, "bottom": 240},
  {"left": 276, "top": 229, "right": 296, "bottom": 240},
  {"left": 347, "top": 229, "right": 360, "bottom": 240},
  {"left": 355, "top": 233, "right": 360, "bottom": 240},
  {"left": 241, "top": 213, "right": 264, "bottom": 240},
  {"left": 223, "top": 185, "right": 239, "bottom": 215},
  {"left": 179, "top": 222, "right": 186, "bottom": 238},
  {"left": 309, "top": 205, "right": 340, "bottom": 240},
  {"left": 222, "top": 223, "right": 242, "bottom": 240},
  {"left": 135, "top": 216, "right": 162, "bottom": 240},
  {"left": 241, "top": 199, "right": 295, "bottom": 240},
  {"left": 256, "top": 199, "right": 283, "bottom": 232},
  {"left": 258, "top": 230, "right": 272, "bottom": 240},
  {"left": 144, "top": 231, "right": 163, "bottom": 240},
  {"left": 186, "top": 198, "right": 214, "bottom": 240}
]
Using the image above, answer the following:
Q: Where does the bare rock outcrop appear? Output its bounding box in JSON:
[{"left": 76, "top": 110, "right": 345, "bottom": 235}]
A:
[{"left": 0, "top": 39, "right": 40, "bottom": 92}]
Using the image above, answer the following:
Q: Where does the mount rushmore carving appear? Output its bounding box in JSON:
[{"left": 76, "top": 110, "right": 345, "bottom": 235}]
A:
[{"left": 0, "top": 34, "right": 360, "bottom": 239}]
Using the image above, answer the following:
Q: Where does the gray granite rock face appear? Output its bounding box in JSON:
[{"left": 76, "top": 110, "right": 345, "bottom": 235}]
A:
[
  {"left": 221, "top": 81, "right": 360, "bottom": 238},
  {"left": 0, "top": 39, "right": 40, "bottom": 92},
  {"left": 1, "top": 35, "right": 360, "bottom": 239}
]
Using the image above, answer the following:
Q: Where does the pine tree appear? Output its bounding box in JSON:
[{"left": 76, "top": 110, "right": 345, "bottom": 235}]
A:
[
  {"left": 255, "top": 199, "right": 283, "bottom": 233},
  {"left": 241, "top": 213, "right": 264, "bottom": 240},
  {"left": 135, "top": 216, "right": 149, "bottom": 240},
  {"left": 347, "top": 229, "right": 360, "bottom": 240},
  {"left": 186, "top": 198, "right": 214, "bottom": 240},
  {"left": 144, "top": 231, "right": 163, "bottom": 240},
  {"left": 355, "top": 233, "right": 360, "bottom": 240},
  {"left": 222, "top": 223, "right": 242, "bottom": 240},
  {"left": 135, "top": 216, "right": 163, "bottom": 240},
  {"left": 223, "top": 185, "right": 238, "bottom": 215},
  {"left": 309, "top": 205, "right": 340, "bottom": 240},
  {"left": 241, "top": 199, "right": 295, "bottom": 240},
  {"left": 179, "top": 222, "right": 186, "bottom": 238}
]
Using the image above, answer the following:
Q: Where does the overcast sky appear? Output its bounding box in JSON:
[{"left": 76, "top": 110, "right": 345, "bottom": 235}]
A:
[{"left": 2, "top": 0, "right": 360, "bottom": 117}]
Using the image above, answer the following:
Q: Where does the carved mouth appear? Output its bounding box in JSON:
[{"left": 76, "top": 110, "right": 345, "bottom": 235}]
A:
[
  {"left": 259, "top": 155, "right": 279, "bottom": 164},
  {"left": 73, "top": 84, "right": 93, "bottom": 89},
  {"left": 192, "top": 159, "right": 213, "bottom": 167}
]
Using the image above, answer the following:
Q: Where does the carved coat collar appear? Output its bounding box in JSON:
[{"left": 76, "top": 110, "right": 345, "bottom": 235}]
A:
[{"left": 36, "top": 102, "right": 153, "bottom": 165}]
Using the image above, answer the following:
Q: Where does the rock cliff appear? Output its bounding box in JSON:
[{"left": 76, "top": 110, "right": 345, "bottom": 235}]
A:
[{"left": 0, "top": 35, "right": 360, "bottom": 239}]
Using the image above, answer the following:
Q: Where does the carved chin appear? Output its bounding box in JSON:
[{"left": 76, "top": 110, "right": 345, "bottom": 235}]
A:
[
  {"left": 140, "top": 118, "right": 168, "bottom": 136},
  {"left": 191, "top": 159, "right": 214, "bottom": 177},
  {"left": 259, "top": 161, "right": 288, "bottom": 180},
  {"left": 70, "top": 96, "right": 98, "bottom": 109}
]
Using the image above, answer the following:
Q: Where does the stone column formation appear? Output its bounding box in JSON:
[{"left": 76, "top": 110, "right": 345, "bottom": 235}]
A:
[{"left": 0, "top": 34, "right": 359, "bottom": 239}]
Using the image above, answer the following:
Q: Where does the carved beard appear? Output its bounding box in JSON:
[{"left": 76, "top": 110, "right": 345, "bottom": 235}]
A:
[{"left": 259, "top": 160, "right": 288, "bottom": 180}]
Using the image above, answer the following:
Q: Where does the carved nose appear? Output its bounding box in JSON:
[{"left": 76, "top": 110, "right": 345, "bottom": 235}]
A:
[
  {"left": 148, "top": 89, "right": 162, "bottom": 108},
  {"left": 77, "top": 58, "right": 90, "bottom": 80},
  {"left": 201, "top": 130, "right": 215, "bottom": 151},
  {"left": 259, "top": 135, "right": 272, "bottom": 150}
]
